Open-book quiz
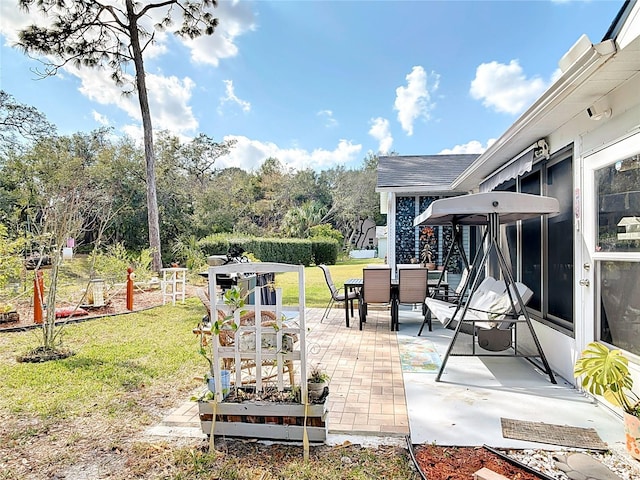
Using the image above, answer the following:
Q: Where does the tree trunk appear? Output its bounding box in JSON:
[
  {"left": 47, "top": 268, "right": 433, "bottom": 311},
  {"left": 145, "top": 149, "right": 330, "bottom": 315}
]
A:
[{"left": 126, "top": 0, "right": 162, "bottom": 273}]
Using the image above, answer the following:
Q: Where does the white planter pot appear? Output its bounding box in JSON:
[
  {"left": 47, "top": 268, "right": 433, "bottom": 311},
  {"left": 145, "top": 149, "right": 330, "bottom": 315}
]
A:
[{"left": 307, "top": 381, "right": 328, "bottom": 402}]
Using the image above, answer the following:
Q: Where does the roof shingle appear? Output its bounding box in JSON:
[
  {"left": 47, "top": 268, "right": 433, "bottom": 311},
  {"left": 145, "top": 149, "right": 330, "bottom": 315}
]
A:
[{"left": 377, "top": 154, "right": 479, "bottom": 191}]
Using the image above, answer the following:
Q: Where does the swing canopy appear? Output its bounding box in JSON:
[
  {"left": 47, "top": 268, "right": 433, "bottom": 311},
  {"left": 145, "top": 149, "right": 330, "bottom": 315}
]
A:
[{"left": 413, "top": 191, "right": 559, "bottom": 227}]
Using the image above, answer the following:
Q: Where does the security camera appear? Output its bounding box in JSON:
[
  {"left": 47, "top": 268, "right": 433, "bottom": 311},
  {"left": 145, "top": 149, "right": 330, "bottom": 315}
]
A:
[{"left": 586, "top": 99, "right": 612, "bottom": 120}]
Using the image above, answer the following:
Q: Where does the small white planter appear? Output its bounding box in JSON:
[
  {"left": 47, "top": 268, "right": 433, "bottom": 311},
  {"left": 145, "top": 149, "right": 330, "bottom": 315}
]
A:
[{"left": 307, "top": 381, "right": 328, "bottom": 402}]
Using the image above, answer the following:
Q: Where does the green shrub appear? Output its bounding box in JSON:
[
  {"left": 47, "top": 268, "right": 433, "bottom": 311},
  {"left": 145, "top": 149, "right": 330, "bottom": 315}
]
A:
[
  {"left": 311, "top": 238, "right": 339, "bottom": 265},
  {"left": 92, "top": 243, "right": 154, "bottom": 283},
  {"left": 198, "top": 234, "right": 237, "bottom": 256},
  {"left": 309, "top": 224, "right": 344, "bottom": 244},
  {"left": 249, "top": 238, "right": 312, "bottom": 265},
  {"left": 0, "top": 223, "right": 24, "bottom": 289},
  {"left": 171, "top": 235, "right": 206, "bottom": 270}
]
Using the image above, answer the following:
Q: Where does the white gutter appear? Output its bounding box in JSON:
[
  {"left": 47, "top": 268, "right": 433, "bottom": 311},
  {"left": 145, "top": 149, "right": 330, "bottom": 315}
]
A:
[{"left": 452, "top": 36, "right": 616, "bottom": 191}]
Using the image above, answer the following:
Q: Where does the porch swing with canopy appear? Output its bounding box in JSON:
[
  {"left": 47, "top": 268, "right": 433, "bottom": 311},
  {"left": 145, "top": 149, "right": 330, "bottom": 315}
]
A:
[{"left": 413, "top": 191, "right": 558, "bottom": 384}]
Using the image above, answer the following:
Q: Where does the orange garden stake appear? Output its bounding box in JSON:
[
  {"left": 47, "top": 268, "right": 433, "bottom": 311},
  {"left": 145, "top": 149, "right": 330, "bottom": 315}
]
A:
[
  {"left": 126, "top": 267, "right": 135, "bottom": 311},
  {"left": 33, "top": 270, "right": 44, "bottom": 324}
]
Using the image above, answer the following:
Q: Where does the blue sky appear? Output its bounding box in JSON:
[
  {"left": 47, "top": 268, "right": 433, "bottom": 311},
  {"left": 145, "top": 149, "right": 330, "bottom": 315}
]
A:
[{"left": 0, "top": 1, "right": 624, "bottom": 171}]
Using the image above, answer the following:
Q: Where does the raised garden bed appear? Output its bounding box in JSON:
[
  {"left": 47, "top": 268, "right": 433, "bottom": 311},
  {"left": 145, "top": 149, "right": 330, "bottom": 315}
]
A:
[{"left": 198, "top": 398, "right": 327, "bottom": 441}]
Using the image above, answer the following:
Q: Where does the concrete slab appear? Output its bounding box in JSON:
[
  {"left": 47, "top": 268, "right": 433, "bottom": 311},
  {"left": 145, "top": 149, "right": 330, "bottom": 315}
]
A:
[{"left": 396, "top": 310, "right": 626, "bottom": 451}]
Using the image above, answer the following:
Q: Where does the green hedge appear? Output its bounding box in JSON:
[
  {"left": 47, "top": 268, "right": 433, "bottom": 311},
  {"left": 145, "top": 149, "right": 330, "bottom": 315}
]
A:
[
  {"left": 198, "top": 235, "right": 339, "bottom": 266},
  {"left": 311, "top": 238, "right": 339, "bottom": 265}
]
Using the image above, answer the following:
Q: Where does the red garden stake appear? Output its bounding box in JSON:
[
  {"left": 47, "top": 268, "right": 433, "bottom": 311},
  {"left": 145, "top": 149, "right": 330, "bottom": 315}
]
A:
[
  {"left": 126, "top": 267, "right": 135, "bottom": 311},
  {"left": 34, "top": 270, "right": 44, "bottom": 324}
]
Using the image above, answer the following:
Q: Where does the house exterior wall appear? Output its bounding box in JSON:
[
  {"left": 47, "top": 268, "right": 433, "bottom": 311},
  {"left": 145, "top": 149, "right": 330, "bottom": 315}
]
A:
[
  {"left": 542, "top": 79, "right": 640, "bottom": 382},
  {"left": 484, "top": 53, "right": 640, "bottom": 384},
  {"left": 459, "top": 0, "right": 640, "bottom": 390},
  {"left": 386, "top": 193, "right": 470, "bottom": 281}
]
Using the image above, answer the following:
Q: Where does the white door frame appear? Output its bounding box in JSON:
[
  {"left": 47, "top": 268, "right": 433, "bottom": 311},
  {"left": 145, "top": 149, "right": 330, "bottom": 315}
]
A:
[{"left": 580, "top": 132, "right": 640, "bottom": 349}]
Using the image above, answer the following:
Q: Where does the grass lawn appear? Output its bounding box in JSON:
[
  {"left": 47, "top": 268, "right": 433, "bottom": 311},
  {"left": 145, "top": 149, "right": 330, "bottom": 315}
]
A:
[
  {"left": 277, "top": 257, "right": 384, "bottom": 307},
  {"left": 0, "top": 291, "right": 418, "bottom": 479}
]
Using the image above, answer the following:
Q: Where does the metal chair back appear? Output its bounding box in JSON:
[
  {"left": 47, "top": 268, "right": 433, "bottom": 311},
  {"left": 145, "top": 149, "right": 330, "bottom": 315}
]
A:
[{"left": 319, "top": 264, "right": 340, "bottom": 298}]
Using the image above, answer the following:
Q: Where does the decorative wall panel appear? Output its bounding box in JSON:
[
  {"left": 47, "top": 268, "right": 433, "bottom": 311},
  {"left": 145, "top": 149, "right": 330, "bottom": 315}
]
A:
[
  {"left": 395, "top": 197, "right": 417, "bottom": 264},
  {"left": 394, "top": 195, "right": 463, "bottom": 273}
]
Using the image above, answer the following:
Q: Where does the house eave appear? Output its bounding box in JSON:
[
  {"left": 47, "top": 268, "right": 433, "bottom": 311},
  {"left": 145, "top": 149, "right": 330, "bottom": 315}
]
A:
[{"left": 452, "top": 36, "right": 618, "bottom": 191}]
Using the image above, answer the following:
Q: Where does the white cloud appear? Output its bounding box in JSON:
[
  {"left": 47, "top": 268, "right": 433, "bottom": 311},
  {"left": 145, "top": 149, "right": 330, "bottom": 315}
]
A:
[
  {"left": 470, "top": 60, "right": 548, "bottom": 115},
  {"left": 92, "top": 110, "right": 110, "bottom": 126},
  {"left": 438, "top": 139, "right": 495, "bottom": 155},
  {"left": 147, "top": 75, "right": 198, "bottom": 133},
  {"left": 219, "top": 80, "right": 251, "bottom": 113},
  {"left": 368, "top": 117, "right": 393, "bottom": 154},
  {"left": 75, "top": 67, "right": 198, "bottom": 134},
  {"left": 317, "top": 110, "right": 338, "bottom": 128},
  {"left": 0, "top": 1, "right": 253, "bottom": 135},
  {"left": 217, "top": 136, "right": 362, "bottom": 171},
  {"left": 73, "top": 66, "right": 137, "bottom": 115},
  {"left": 394, "top": 66, "right": 440, "bottom": 136},
  {"left": 550, "top": 67, "right": 563, "bottom": 84},
  {"left": 179, "top": 1, "right": 256, "bottom": 66},
  {"left": 0, "top": 3, "right": 42, "bottom": 43}
]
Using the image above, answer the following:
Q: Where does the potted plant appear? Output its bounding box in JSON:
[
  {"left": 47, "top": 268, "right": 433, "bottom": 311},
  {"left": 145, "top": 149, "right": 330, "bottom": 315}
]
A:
[
  {"left": 574, "top": 341, "right": 640, "bottom": 460},
  {"left": 307, "top": 363, "right": 330, "bottom": 403},
  {"left": 420, "top": 226, "right": 437, "bottom": 270},
  {"left": 196, "top": 286, "right": 244, "bottom": 399}
]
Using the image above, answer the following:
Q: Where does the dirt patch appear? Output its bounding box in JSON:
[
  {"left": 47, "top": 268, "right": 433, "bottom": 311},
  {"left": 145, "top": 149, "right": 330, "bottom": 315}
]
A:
[
  {"left": 0, "top": 285, "right": 198, "bottom": 332},
  {"left": 16, "top": 346, "right": 75, "bottom": 363},
  {"left": 413, "top": 445, "right": 544, "bottom": 479}
]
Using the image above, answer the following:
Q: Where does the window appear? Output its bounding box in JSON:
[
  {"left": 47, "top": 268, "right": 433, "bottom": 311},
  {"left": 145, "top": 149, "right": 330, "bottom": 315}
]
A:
[
  {"left": 546, "top": 159, "right": 574, "bottom": 323},
  {"left": 595, "top": 153, "right": 640, "bottom": 353},
  {"left": 595, "top": 154, "right": 640, "bottom": 253},
  {"left": 599, "top": 261, "right": 640, "bottom": 356},
  {"left": 497, "top": 148, "right": 574, "bottom": 331},
  {"left": 521, "top": 170, "right": 542, "bottom": 312}
]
